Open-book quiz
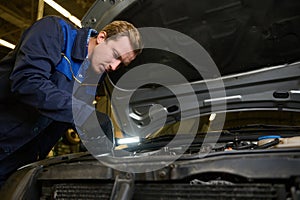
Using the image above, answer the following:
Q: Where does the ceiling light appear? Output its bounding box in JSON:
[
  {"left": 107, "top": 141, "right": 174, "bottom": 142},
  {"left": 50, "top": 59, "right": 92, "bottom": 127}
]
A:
[
  {"left": 44, "top": 0, "right": 82, "bottom": 27},
  {"left": 44, "top": 0, "right": 71, "bottom": 18},
  {"left": 69, "top": 16, "right": 82, "bottom": 28},
  {"left": 0, "top": 39, "right": 15, "bottom": 49},
  {"left": 0, "top": 1, "right": 82, "bottom": 50}
]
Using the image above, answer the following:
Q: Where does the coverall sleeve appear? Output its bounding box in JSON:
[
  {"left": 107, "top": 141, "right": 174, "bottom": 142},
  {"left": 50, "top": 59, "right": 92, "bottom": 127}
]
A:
[{"left": 9, "top": 17, "right": 93, "bottom": 124}]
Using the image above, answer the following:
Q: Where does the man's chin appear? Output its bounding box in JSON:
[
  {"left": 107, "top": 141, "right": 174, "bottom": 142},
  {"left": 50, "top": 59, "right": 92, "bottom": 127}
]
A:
[{"left": 93, "top": 67, "right": 105, "bottom": 74}]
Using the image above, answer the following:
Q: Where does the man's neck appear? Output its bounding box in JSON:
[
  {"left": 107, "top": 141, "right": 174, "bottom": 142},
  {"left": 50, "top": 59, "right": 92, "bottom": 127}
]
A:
[{"left": 87, "top": 37, "right": 97, "bottom": 59}]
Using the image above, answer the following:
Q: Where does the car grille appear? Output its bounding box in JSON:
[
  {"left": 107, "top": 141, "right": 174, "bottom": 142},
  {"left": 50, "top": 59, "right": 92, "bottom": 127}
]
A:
[
  {"left": 40, "top": 182, "right": 286, "bottom": 200},
  {"left": 40, "top": 183, "right": 114, "bottom": 200},
  {"left": 133, "top": 183, "right": 286, "bottom": 200}
]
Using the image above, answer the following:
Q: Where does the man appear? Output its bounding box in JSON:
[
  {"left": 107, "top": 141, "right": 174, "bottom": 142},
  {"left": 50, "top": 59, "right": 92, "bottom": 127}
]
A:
[{"left": 0, "top": 16, "right": 142, "bottom": 186}]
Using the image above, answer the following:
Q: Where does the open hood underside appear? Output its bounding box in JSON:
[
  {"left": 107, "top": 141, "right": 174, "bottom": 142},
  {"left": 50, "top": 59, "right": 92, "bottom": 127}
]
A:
[{"left": 83, "top": 0, "right": 300, "bottom": 76}]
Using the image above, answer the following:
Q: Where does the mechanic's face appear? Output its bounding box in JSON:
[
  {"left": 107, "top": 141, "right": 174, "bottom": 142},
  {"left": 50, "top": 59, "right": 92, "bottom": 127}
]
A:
[{"left": 90, "top": 32, "right": 136, "bottom": 74}]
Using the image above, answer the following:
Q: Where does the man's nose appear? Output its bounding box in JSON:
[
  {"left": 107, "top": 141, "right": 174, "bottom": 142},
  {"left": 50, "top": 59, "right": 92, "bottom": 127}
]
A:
[{"left": 109, "top": 59, "right": 121, "bottom": 71}]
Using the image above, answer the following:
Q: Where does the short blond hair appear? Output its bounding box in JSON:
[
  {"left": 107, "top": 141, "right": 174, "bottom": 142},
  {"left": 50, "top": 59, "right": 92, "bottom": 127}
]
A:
[{"left": 101, "top": 20, "right": 143, "bottom": 55}]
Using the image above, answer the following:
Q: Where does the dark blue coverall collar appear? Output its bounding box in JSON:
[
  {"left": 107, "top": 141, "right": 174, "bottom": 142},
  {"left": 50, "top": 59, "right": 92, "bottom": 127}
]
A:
[{"left": 71, "top": 28, "right": 98, "bottom": 61}]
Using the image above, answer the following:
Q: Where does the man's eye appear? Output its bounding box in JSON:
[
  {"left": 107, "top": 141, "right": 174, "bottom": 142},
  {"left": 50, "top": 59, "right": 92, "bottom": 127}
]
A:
[{"left": 113, "top": 49, "right": 120, "bottom": 59}]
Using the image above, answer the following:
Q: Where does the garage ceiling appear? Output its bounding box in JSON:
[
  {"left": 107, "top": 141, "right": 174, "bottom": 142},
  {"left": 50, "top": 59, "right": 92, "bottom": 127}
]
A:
[{"left": 0, "top": 0, "right": 95, "bottom": 59}]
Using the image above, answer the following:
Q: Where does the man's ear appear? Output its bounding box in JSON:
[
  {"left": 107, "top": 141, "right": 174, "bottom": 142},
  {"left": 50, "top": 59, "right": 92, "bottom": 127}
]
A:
[{"left": 96, "top": 31, "right": 107, "bottom": 44}]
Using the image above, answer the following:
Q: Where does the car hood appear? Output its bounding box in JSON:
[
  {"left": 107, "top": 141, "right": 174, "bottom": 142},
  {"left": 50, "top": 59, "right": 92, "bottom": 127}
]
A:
[
  {"left": 82, "top": 0, "right": 300, "bottom": 75},
  {"left": 81, "top": 0, "right": 300, "bottom": 137}
]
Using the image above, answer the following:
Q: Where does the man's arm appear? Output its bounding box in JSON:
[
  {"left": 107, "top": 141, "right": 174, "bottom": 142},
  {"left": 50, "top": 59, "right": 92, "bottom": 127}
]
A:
[{"left": 9, "top": 16, "right": 89, "bottom": 124}]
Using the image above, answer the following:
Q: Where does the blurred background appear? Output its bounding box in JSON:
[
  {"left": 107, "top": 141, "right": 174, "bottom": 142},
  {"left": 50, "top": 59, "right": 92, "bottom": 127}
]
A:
[{"left": 0, "top": 0, "right": 95, "bottom": 59}]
